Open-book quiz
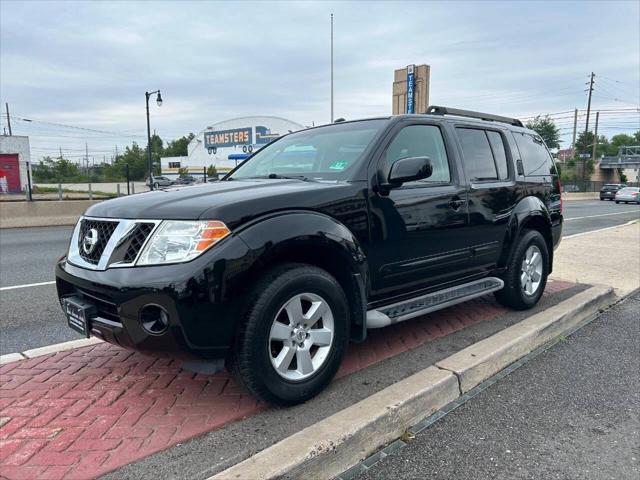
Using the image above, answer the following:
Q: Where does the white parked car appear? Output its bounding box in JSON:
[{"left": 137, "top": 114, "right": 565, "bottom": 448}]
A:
[{"left": 614, "top": 187, "right": 640, "bottom": 204}]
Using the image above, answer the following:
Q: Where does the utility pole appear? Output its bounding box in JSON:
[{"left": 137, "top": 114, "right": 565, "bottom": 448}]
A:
[
  {"left": 581, "top": 72, "right": 595, "bottom": 187},
  {"left": 59, "top": 147, "right": 63, "bottom": 159},
  {"left": 5, "top": 103, "right": 12, "bottom": 135},
  {"left": 330, "top": 13, "right": 334, "bottom": 123},
  {"left": 85, "top": 142, "right": 89, "bottom": 175},
  {"left": 592, "top": 111, "right": 599, "bottom": 163},
  {"left": 571, "top": 108, "right": 578, "bottom": 151}
]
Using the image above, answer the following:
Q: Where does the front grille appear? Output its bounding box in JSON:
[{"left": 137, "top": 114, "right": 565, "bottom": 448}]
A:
[
  {"left": 75, "top": 287, "right": 120, "bottom": 323},
  {"left": 123, "top": 223, "right": 155, "bottom": 263},
  {"left": 78, "top": 219, "right": 119, "bottom": 264}
]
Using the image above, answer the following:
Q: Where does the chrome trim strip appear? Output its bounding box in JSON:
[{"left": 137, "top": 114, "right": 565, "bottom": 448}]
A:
[{"left": 67, "top": 216, "right": 163, "bottom": 271}]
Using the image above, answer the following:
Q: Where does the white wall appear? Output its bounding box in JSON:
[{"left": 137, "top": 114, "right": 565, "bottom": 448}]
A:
[{"left": 160, "top": 116, "right": 305, "bottom": 177}]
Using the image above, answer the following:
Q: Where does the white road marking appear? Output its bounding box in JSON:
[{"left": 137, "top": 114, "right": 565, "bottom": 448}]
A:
[
  {"left": 0, "top": 280, "right": 56, "bottom": 292},
  {"left": 563, "top": 220, "right": 638, "bottom": 239},
  {"left": 565, "top": 209, "right": 640, "bottom": 222}
]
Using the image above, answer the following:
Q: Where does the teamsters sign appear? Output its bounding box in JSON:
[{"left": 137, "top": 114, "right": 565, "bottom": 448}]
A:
[
  {"left": 406, "top": 64, "right": 415, "bottom": 114},
  {"left": 204, "top": 128, "right": 253, "bottom": 149}
]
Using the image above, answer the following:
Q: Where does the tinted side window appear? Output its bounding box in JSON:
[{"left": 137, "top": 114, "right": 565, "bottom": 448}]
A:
[
  {"left": 456, "top": 128, "right": 497, "bottom": 180},
  {"left": 486, "top": 131, "right": 509, "bottom": 180},
  {"left": 385, "top": 125, "right": 451, "bottom": 184},
  {"left": 513, "top": 132, "right": 555, "bottom": 176}
]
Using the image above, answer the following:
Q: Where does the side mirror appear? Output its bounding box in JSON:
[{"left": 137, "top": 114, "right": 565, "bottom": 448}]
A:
[{"left": 387, "top": 156, "right": 433, "bottom": 187}]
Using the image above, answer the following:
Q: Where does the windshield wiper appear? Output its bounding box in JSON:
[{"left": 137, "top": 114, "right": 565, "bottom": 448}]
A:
[{"left": 243, "top": 173, "right": 317, "bottom": 182}]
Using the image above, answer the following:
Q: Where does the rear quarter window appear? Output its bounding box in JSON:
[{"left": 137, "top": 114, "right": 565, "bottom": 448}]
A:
[{"left": 513, "top": 131, "right": 556, "bottom": 176}]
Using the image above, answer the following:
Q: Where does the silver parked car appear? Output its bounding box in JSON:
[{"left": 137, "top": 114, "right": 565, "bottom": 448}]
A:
[
  {"left": 614, "top": 187, "right": 640, "bottom": 204},
  {"left": 148, "top": 176, "right": 174, "bottom": 189}
]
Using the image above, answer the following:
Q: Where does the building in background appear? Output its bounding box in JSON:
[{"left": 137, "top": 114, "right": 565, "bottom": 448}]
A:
[
  {"left": 161, "top": 116, "right": 305, "bottom": 179},
  {"left": 392, "top": 64, "right": 430, "bottom": 115},
  {"left": 0, "top": 135, "right": 31, "bottom": 193},
  {"left": 555, "top": 148, "right": 575, "bottom": 162}
]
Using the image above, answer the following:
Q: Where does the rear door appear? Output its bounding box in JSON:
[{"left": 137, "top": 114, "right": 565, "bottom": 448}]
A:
[{"left": 454, "top": 126, "right": 515, "bottom": 271}]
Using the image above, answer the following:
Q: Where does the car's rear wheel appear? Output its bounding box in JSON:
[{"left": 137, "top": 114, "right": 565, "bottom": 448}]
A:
[
  {"left": 495, "top": 229, "right": 549, "bottom": 310},
  {"left": 616, "top": 201, "right": 620, "bottom": 204},
  {"left": 153, "top": 182, "right": 160, "bottom": 189},
  {"left": 229, "top": 263, "right": 349, "bottom": 406}
]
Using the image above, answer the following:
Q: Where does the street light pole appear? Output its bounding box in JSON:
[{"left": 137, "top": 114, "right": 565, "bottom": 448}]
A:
[
  {"left": 330, "top": 13, "right": 334, "bottom": 123},
  {"left": 145, "top": 90, "right": 162, "bottom": 190}
]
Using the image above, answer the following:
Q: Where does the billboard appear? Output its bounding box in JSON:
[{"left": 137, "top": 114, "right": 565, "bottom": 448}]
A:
[
  {"left": 406, "top": 64, "right": 415, "bottom": 114},
  {"left": 392, "top": 64, "right": 430, "bottom": 115},
  {"left": 204, "top": 128, "right": 253, "bottom": 149}
]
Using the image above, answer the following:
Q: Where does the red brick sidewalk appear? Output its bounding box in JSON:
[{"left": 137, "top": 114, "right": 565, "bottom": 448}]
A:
[{"left": 0, "top": 281, "right": 573, "bottom": 480}]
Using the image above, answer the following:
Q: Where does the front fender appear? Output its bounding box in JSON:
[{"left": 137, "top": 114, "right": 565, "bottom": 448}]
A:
[
  {"left": 236, "top": 210, "right": 368, "bottom": 280},
  {"left": 235, "top": 210, "right": 369, "bottom": 342}
]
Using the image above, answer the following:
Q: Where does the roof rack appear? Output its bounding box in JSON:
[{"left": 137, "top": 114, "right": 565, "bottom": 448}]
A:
[{"left": 426, "top": 106, "right": 524, "bottom": 127}]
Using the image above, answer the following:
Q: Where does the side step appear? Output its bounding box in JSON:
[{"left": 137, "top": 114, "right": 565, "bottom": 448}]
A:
[{"left": 366, "top": 277, "right": 504, "bottom": 329}]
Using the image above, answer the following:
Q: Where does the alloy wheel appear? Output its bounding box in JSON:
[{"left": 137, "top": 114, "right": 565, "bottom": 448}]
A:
[
  {"left": 520, "top": 245, "right": 543, "bottom": 296},
  {"left": 268, "top": 292, "right": 335, "bottom": 381}
]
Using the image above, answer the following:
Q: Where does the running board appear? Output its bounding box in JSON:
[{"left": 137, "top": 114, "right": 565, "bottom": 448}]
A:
[{"left": 366, "top": 277, "right": 504, "bottom": 329}]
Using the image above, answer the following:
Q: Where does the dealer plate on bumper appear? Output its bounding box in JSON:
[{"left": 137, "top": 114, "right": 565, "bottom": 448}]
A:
[{"left": 62, "top": 296, "right": 96, "bottom": 338}]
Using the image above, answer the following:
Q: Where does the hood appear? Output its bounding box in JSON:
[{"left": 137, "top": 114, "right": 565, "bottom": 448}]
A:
[{"left": 84, "top": 179, "right": 360, "bottom": 228}]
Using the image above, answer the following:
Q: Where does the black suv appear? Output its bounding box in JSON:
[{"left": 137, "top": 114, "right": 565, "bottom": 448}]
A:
[
  {"left": 600, "top": 183, "right": 626, "bottom": 201},
  {"left": 56, "top": 106, "right": 563, "bottom": 405}
]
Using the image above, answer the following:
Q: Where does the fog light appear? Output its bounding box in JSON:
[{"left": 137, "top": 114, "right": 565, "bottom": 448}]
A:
[{"left": 139, "top": 305, "right": 169, "bottom": 335}]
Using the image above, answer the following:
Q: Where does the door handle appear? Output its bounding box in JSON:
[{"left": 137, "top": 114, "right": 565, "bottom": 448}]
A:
[{"left": 448, "top": 199, "right": 466, "bottom": 211}]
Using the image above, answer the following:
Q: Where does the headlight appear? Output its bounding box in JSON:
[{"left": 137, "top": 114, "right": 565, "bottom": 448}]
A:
[{"left": 137, "top": 220, "right": 230, "bottom": 265}]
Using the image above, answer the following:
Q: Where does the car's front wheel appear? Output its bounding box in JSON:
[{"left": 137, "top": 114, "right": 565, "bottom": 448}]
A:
[
  {"left": 495, "top": 229, "right": 549, "bottom": 310},
  {"left": 229, "top": 263, "right": 349, "bottom": 406}
]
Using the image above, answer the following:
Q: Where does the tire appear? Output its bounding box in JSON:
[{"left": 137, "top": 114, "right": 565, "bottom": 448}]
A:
[
  {"left": 228, "top": 263, "right": 349, "bottom": 406},
  {"left": 153, "top": 182, "right": 160, "bottom": 189},
  {"left": 495, "top": 229, "right": 549, "bottom": 310},
  {"left": 616, "top": 201, "right": 620, "bottom": 204},
  {"left": 600, "top": 198, "right": 604, "bottom": 201}
]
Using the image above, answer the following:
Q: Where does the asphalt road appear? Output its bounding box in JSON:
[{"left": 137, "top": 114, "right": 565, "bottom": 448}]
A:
[
  {"left": 358, "top": 291, "right": 640, "bottom": 480},
  {"left": 0, "top": 199, "right": 638, "bottom": 355}
]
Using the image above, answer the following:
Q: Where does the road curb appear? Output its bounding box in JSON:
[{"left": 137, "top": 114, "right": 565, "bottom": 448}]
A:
[
  {"left": 0, "top": 337, "right": 102, "bottom": 365},
  {"left": 211, "top": 285, "right": 616, "bottom": 480},
  {"left": 210, "top": 367, "right": 459, "bottom": 480},
  {"left": 436, "top": 285, "right": 614, "bottom": 393}
]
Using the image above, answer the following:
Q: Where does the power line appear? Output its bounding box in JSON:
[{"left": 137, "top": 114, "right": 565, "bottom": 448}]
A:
[{"left": 1, "top": 114, "right": 146, "bottom": 138}]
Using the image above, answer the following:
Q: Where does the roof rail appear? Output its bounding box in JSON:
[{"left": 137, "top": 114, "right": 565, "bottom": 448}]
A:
[{"left": 426, "top": 106, "right": 524, "bottom": 127}]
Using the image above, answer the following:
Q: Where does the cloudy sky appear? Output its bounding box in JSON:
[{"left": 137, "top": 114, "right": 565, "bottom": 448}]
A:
[{"left": 1, "top": 0, "right": 638, "bottom": 162}]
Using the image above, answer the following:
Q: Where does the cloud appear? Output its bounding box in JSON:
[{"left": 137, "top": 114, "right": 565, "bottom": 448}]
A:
[{"left": 1, "top": 0, "right": 638, "bottom": 158}]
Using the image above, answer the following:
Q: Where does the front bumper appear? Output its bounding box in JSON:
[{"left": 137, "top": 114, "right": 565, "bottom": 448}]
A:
[{"left": 55, "top": 234, "right": 252, "bottom": 360}]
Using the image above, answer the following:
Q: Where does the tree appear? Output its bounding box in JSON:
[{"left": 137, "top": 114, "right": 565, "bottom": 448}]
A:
[
  {"left": 177, "top": 167, "right": 189, "bottom": 177},
  {"left": 103, "top": 142, "right": 148, "bottom": 181},
  {"left": 206, "top": 164, "right": 218, "bottom": 180},
  {"left": 604, "top": 133, "right": 635, "bottom": 156},
  {"left": 164, "top": 133, "right": 195, "bottom": 157},
  {"left": 573, "top": 131, "right": 607, "bottom": 155},
  {"left": 525, "top": 116, "right": 561, "bottom": 149},
  {"left": 33, "top": 155, "right": 81, "bottom": 182}
]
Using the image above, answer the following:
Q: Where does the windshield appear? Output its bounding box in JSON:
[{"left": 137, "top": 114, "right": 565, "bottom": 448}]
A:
[{"left": 227, "top": 120, "right": 386, "bottom": 181}]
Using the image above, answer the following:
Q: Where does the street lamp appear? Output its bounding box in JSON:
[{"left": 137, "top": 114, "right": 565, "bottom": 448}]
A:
[{"left": 145, "top": 90, "right": 162, "bottom": 190}]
